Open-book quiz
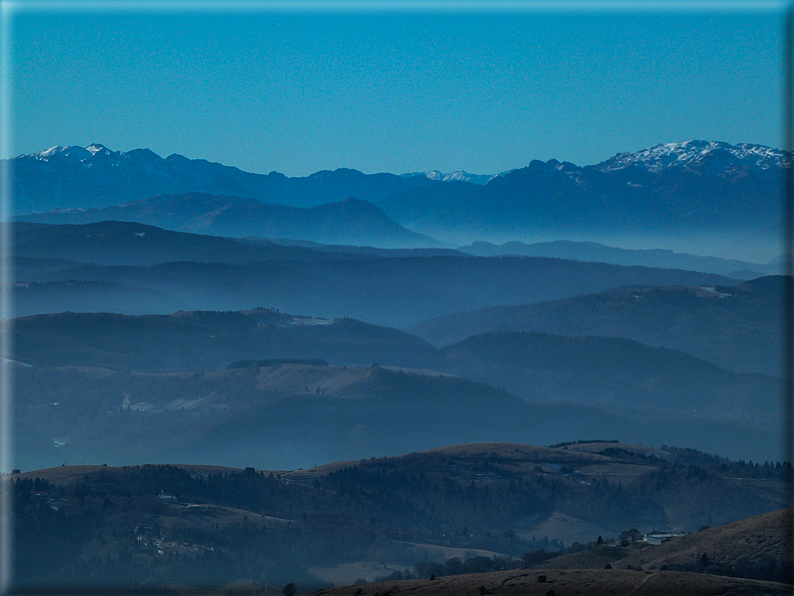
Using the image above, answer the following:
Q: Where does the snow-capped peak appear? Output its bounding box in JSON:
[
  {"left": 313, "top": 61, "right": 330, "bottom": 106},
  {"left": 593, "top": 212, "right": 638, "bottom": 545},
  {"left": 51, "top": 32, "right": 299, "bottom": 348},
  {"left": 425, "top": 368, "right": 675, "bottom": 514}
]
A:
[
  {"left": 30, "top": 143, "right": 115, "bottom": 162},
  {"left": 36, "top": 145, "right": 64, "bottom": 159},
  {"left": 443, "top": 170, "right": 486, "bottom": 184},
  {"left": 86, "top": 143, "right": 109, "bottom": 155},
  {"left": 420, "top": 170, "right": 492, "bottom": 185},
  {"left": 41, "top": 145, "right": 63, "bottom": 156},
  {"left": 598, "top": 140, "right": 790, "bottom": 173}
]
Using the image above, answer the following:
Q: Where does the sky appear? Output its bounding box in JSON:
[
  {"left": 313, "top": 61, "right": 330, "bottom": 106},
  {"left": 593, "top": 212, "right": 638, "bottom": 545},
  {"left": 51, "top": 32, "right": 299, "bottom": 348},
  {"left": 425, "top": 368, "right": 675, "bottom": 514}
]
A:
[{"left": 9, "top": 2, "right": 787, "bottom": 177}]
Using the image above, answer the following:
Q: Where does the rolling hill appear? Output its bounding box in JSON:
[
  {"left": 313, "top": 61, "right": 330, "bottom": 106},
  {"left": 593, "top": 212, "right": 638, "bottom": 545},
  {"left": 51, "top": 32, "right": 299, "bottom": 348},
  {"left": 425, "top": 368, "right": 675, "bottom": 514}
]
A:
[
  {"left": 435, "top": 331, "right": 780, "bottom": 422},
  {"left": 17, "top": 194, "right": 436, "bottom": 247},
  {"left": 412, "top": 276, "right": 786, "bottom": 376},
  {"left": 12, "top": 307, "right": 782, "bottom": 463},
  {"left": 11, "top": 443, "right": 789, "bottom": 592},
  {"left": 12, "top": 221, "right": 739, "bottom": 327},
  {"left": 457, "top": 240, "right": 780, "bottom": 279}
]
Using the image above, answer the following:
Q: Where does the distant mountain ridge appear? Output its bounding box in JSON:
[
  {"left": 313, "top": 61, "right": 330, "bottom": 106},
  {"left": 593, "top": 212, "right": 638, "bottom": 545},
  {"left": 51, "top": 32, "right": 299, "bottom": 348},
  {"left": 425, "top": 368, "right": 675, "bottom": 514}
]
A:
[
  {"left": 11, "top": 143, "right": 440, "bottom": 213},
  {"left": 597, "top": 140, "right": 788, "bottom": 173},
  {"left": 12, "top": 141, "right": 789, "bottom": 249},
  {"left": 400, "top": 169, "right": 501, "bottom": 185},
  {"left": 16, "top": 193, "right": 435, "bottom": 247},
  {"left": 378, "top": 140, "right": 790, "bottom": 243},
  {"left": 457, "top": 240, "right": 780, "bottom": 279}
]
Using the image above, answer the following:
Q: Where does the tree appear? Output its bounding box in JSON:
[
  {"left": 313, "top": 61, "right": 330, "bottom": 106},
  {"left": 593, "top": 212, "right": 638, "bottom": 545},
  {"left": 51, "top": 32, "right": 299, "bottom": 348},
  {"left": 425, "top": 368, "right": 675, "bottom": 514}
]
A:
[{"left": 282, "top": 583, "right": 297, "bottom": 596}]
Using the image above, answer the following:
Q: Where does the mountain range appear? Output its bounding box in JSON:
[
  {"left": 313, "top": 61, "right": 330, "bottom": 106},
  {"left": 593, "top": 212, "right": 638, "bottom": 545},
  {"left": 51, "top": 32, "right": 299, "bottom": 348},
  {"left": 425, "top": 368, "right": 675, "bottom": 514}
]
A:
[
  {"left": 12, "top": 143, "right": 438, "bottom": 212},
  {"left": 10, "top": 139, "right": 792, "bottom": 596},
  {"left": 11, "top": 140, "right": 790, "bottom": 252},
  {"left": 377, "top": 141, "right": 789, "bottom": 243}
]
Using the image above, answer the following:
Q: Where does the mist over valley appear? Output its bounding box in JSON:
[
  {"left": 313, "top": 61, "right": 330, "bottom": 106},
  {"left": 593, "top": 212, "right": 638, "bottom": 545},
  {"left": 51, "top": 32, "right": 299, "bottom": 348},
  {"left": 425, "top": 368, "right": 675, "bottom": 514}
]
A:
[{"left": 7, "top": 140, "right": 791, "bottom": 595}]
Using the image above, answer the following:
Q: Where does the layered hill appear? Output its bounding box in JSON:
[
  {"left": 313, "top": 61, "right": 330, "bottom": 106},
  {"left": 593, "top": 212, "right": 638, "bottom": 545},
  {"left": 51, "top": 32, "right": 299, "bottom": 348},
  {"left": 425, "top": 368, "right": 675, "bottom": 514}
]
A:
[
  {"left": 12, "top": 310, "right": 437, "bottom": 371},
  {"left": 12, "top": 361, "right": 670, "bottom": 471},
  {"left": 12, "top": 222, "right": 738, "bottom": 326},
  {"left": 412, "top": 276, "right": 786, "bottom": 376},
  {"left": 435, "top": 331, "right": 779, "bottom": 422},
  {"left": 14, "top": 355, "right": 782, "bottom": 473},
  {"left": 457, "top": 240, "right": 780, "bottom": 279},
  {"left": 11, "top": 443, "right": 789, "bottom": 591},
  {"left": 12, "top": 303, "right": 781, "bottom": 462},
  {"left": 17, "top": 194, "right": 435, "bottom": 247},
  {"left": 13, "top": 220, "right": 342, "bottom": 268}
]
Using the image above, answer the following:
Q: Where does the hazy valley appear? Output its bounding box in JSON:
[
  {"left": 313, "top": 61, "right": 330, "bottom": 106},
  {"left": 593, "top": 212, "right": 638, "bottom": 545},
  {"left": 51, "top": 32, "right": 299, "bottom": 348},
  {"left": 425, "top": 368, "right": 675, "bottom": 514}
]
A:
[{"left": 6, "top": 140, "right": 791, "bottom": 595}]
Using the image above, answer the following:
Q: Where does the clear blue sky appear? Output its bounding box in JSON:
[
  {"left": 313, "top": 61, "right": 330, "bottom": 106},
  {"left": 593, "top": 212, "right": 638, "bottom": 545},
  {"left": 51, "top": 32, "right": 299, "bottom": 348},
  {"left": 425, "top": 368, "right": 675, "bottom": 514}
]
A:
[{"left": 10, "top": 2, "right": 787, "bottom": 176}]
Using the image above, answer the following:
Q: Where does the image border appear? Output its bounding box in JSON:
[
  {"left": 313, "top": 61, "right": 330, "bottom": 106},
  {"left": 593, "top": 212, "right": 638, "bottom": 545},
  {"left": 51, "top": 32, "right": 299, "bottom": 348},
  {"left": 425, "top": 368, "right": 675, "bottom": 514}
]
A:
[{"left": 1, "top": 0, "right": 792, "bottom": 592}]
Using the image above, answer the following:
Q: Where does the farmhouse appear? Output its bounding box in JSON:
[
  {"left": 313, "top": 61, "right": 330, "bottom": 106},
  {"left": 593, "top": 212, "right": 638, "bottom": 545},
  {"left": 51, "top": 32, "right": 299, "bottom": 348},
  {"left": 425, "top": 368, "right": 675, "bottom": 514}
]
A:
[{"left": 643, "top": 532, "right": 684, "bottom": 546}]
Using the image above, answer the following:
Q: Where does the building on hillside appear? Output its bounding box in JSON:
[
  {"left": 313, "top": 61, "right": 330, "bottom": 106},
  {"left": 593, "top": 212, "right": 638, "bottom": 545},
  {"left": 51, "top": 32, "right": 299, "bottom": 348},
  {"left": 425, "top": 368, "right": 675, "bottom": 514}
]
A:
[{"left": 643, "top": 532, "right": 684, "bottom": 546}]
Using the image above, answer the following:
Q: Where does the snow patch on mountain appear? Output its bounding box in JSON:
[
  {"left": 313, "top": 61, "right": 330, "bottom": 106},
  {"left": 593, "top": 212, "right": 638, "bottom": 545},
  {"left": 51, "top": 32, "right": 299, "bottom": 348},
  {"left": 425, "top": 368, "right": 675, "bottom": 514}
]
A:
[
  {"left": 401, "top": 170, "right": 498, "bottom": 185},
  {"left": 86, "top": 143, "right": 109, "bottom": 155},
  {"left": 598, "top": 140, "right": 790, "bottom": 173},
  {"left": 31, "top": 143, "right": 117, "bottom": 163},
  {"left": 37, "top": 146, "right": 64, "bottom": 159}
]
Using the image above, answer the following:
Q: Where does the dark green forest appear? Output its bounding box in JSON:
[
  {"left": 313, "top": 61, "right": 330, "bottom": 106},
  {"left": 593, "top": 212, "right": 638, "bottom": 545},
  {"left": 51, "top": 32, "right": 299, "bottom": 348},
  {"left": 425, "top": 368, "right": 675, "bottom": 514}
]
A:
[{"left": 12, "top": 442, "right": 789, "bottom": 591}]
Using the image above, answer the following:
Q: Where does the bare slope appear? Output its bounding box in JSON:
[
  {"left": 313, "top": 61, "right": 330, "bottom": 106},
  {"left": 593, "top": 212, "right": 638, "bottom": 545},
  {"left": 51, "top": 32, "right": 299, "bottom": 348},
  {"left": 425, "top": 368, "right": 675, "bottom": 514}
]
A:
[
  {"left": 311, "top": 568, "right": 791, "bottom": 596},
  {"left": 619, "top": 507, "right": 792, "bottom": 572}
]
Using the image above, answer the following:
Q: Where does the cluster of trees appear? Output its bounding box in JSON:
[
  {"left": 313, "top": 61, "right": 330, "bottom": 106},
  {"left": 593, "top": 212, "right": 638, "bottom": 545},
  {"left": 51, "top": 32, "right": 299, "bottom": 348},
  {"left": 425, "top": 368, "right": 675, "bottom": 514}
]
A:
[
  {"left": 658, "top": 446, "right": 793, "bottom": 480},
  {"left": 12, "top": 444, "right": 789, "bottom": 591},
  {"left": 373, "top": 536, "right": 613, "bottom": 584}
]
